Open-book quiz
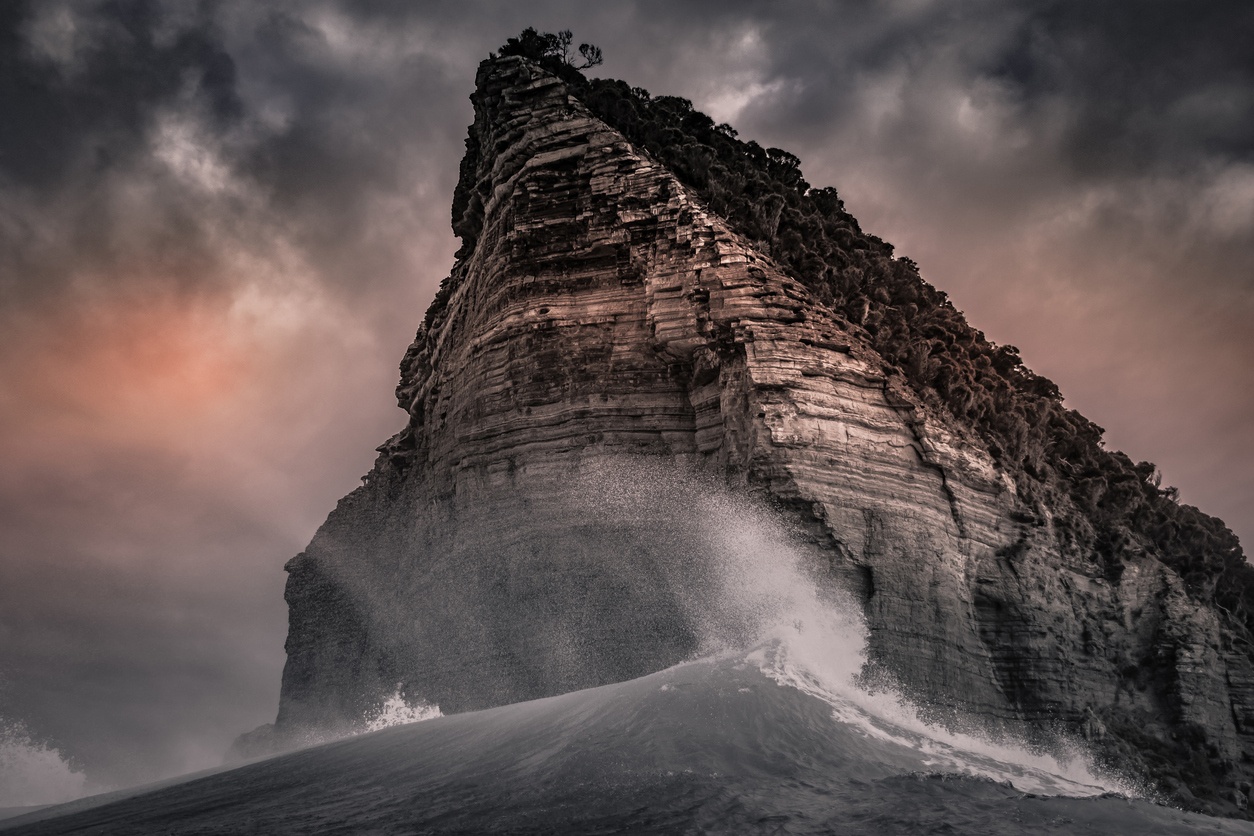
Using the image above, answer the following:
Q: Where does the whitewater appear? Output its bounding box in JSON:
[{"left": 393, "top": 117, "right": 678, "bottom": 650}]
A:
[
  {"left": 0, "top": 723, "right": 84, "bottom": 813},
  {"left": 3, "top": 462, "right": 1249, "bottom": 833}
]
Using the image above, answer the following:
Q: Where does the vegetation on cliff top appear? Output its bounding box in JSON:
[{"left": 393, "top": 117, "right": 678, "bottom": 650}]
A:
[{"left": 471, "top": 31, "right": 1250, "bottom": 634}]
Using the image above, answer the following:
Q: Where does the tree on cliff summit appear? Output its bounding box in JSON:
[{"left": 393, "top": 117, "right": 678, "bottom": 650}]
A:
[{"left": 497, "top": 28, "right": 602, "bottom": 71}]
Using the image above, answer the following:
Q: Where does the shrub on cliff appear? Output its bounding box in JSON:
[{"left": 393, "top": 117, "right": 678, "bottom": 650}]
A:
[{"left": 496, "top": 28, "right": 601, "bottom": 75}]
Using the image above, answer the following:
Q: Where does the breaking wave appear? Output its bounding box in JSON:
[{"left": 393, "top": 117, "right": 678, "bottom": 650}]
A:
[
  {"left": 364, "top": 691, "right": 442, "bottom": 732},
  {"left": 567, "top": 459, "right": 1134, "bottom": 798},
  {"left": 0, "top": 720, "right": 85, "bottom": 808},
  {"left": 10, "top": 463, "right": 1222, "bottom": 834}
]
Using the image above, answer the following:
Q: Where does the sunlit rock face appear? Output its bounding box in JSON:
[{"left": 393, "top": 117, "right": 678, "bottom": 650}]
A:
[{"left": 274, "top": 56, "right": 1253, "bottom": 798}]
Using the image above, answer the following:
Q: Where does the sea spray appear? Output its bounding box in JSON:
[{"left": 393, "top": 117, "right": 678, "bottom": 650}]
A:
[
  {"left": 364, "top": 691, "right": 442, "bottom": 732},
  {"left": 565, "top": 458, "right": 1139, "bottom": 798},
  {"left": 0, "top": 718, "right": 85, "bottom": 807},
  {"left": 288, "top": 454, "right": 1140, "bottom": 799}
]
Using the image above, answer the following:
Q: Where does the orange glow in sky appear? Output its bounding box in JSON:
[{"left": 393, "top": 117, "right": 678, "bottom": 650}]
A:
[{"left": 0, "top": 292, "right": 255, "bottom": 450}]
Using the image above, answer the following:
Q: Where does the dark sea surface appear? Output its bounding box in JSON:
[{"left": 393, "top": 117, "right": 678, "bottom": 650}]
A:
[{"left": 2, "top": 651, "right": 1250, "bottom": 835}]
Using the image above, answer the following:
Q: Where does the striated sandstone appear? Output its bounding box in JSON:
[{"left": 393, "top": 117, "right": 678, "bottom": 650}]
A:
[{"left": 267, "top": 56, "right": 1254, "bottom": 804}]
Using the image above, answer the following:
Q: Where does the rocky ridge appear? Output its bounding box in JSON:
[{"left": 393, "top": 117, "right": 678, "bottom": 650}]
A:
[{"left": 264, "top": 55, "right": 1254, "bottom": 813}]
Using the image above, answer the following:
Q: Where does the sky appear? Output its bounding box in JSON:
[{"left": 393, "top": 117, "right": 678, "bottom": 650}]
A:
[{"left": 0, "top": 0, "right": 1251, "bottom": 798}]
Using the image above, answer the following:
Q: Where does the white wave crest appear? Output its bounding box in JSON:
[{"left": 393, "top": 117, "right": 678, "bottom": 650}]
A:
[
  {"left": 364, "top": 691, "right": 442, "bottom": 732},
  {"left": 0, "top": 720, "right": 86, "bottom": 807}
]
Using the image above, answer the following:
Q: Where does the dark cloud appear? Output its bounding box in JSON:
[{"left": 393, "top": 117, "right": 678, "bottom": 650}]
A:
[
  {"left": 0, "top": 1, "right": 243, "bottom": 304},
  {"left": 0, "top": 0, "right": 1250, "bottom": 797},
  {"left": 1011, "top": 1, "right": 1254, "bottom": 172},
  {"left": 0, "top": 0, "right": 240, "bottom": 190}
]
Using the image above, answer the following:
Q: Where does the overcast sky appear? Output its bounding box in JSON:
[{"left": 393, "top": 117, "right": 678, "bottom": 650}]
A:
[{"left": 0, "top": 0, "right": 1250, "bottom": 798}]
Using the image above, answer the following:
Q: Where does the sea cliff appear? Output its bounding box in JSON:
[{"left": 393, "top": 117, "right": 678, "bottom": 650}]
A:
[{"left": 262, "top": 54, "right": 1254, "bottom": 813}]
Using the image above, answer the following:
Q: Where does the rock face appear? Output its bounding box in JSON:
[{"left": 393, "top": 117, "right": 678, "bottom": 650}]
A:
[{"left": 273, "top": 56, "right": 1254, "bottom": 802}]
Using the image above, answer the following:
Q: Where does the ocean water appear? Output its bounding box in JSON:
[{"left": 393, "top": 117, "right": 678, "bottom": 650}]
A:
[
  {"left": 1, "top": 652, "right": 1247, "bottom": 835},
  {"left": 4, "top": 462, "right": 1251, "bottom": 833}
]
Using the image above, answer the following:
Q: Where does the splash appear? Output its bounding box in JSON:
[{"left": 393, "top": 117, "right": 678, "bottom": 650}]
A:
[
  {"left": 0, "top": 720, "right": 86, "bottom": 807},
  {"left": 569, "top": 459, "right": 1139, "bottom": 799},
  {"left": 701, "top": 484, "right": 1136, "bottom": 797},
  {"left": 364, "top": 691, "right": 442, "bottom": 732}
]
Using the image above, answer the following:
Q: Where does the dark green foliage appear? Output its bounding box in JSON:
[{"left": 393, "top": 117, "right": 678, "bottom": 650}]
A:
[
  {"left": 456, "top": 34, "right": 1251, "bottom": 633},
  {"left": 496, "top": 28, "right": 602, "bottom": 74}
]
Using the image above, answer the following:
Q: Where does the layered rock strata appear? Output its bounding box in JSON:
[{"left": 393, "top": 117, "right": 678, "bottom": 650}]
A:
[{"left": 272, "top": 56, "right": 1254, "bottom": 802}]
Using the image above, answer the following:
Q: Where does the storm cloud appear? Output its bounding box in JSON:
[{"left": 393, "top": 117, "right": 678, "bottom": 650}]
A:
[{"left": 0, "top": 0, "right": 1250, "bottom": 795}]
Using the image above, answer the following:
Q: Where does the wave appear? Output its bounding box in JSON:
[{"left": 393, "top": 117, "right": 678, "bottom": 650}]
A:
[
  {"left": 565, "top": 459, "right": 1133, "bottom": 798},
  {"left": 5, "top": 461, "right": 1185, "bottom": 833},
  {"left": 0, "top": 721, "right": 85, "bottom": 808},
  {"left": 3, "top": 656, "right": 1236, "bottom": 835},
  {"left": 363, "top": 691, "right": 442, "bottom": 732}
]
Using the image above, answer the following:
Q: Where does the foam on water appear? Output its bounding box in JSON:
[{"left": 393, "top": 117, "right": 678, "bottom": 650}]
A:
[
  {"left": 0, "top": 720, "right": 86, "bottom": 807},
  {"left": 364, "top": 691, "right": 443, "bottom": 732},
  {"left": 572, "top": 459, "right": 1140, "bottom": 799}
]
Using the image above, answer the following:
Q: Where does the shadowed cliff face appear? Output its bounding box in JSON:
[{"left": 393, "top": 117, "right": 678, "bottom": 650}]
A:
[{"left": 272, "top": 56, "right": 1254, "bottom": 810}]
